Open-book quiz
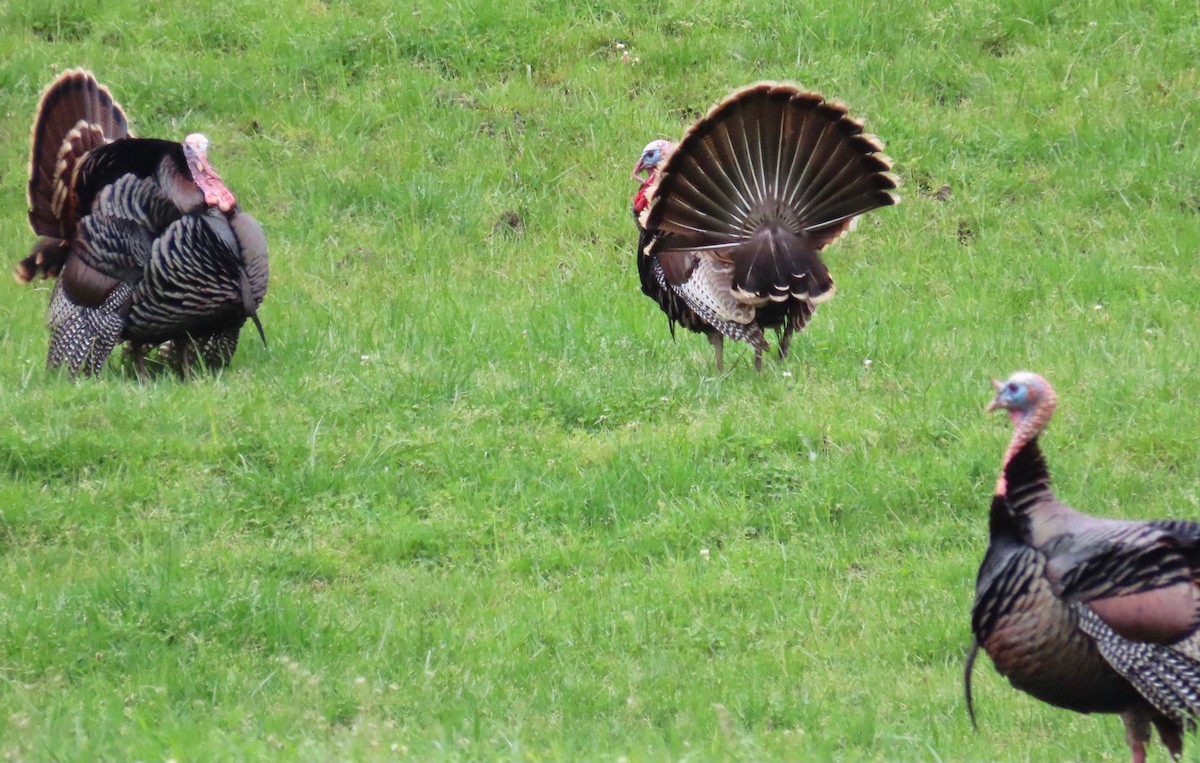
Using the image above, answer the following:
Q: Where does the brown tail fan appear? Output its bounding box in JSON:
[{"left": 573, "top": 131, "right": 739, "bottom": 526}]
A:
[
  {"left": 20, "top": 69, "right": 130, "bottom": 282},
  {"left": 642, "top": 83, "right": 898, "bottom": 302}
]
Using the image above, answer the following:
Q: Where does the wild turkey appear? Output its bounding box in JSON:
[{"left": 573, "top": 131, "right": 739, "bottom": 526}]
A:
[
  {"left": 17, "top": 68, "right": 267, "bottom": 377},
  {"left": 630, "top": 82, "right": 898, "bottom": 371},
  {"left": 966, "top": 371, "right": 1200, "bottom": 763}
]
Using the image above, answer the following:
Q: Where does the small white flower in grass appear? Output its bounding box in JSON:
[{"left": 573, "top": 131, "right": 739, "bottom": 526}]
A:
[
  {"left": 616, "top": 42, "right": 626, "bottom": 49},
  {"left": 355, "top": 676, "right": 367, "bottom": 686},
  {"left": 360, "top": 354, "right": 371, "bottom": 363},
  {"left": 782, "top": 370, "right": 792, "bottom": 378},
  {"left": 863, "top": 358, "right": 873, "bottom": 368},
  {"left": 700, "top": 548, "right": 710, "bottom": 560},
  {"left": 1093, "top": 303, "right": 1103, "bottom": 310}
]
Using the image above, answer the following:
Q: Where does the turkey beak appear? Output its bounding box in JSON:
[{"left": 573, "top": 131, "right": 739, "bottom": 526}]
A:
[
  {"left": 985, "top": 378, "right": 1005, "bottom": 412},
  {"left": 632, "top": 157, "right": 647, "bottom": 182}
]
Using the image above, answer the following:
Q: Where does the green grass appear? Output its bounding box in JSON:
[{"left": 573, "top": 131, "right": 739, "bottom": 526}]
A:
[{"left": 1, "top": 0, "right": 1199, "bottom": 759}]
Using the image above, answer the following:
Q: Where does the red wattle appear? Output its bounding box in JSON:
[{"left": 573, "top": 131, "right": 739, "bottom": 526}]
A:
[{"left": 633, "top": 176, "right": 655, "bottom": 214}]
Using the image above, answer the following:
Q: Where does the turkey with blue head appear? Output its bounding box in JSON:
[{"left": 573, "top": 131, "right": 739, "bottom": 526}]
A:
[{"left": 967, "top": 371, "right": 1200, "bottom": 763}]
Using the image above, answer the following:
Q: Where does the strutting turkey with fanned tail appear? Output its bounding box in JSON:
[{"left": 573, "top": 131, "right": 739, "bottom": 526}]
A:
[
  {"left": 966, "top": 372, "right": 1200, "bottom": 763},
  {"left": 630, "top": 82, "right": 898, "bottom": 371},
  {"left": 16, "top": 68, "right": 268, "bottom": 377}
]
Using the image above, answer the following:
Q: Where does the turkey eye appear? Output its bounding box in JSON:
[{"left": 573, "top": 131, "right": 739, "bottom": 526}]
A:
[{"left": 1005, "top": 383, "right": 1018, "bottom": 393}]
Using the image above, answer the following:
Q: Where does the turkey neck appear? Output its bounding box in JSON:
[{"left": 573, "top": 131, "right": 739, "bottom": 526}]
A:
[
  {"left": 995, "top": 389, "right": 1057, "bottom": 497},
  {"left": 993, "top": 389, "right": 1090, "bottom": 549},
  {"left": 1000, "top": 439, "right": 1054, "bottom": 518}
]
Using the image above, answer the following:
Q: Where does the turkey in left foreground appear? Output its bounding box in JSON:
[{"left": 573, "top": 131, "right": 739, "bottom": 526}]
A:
[
  {"left": 631, "top": 82, "right": 898, "bottom": 370},
  {"left": 967, "top": 371, "right": 1200, "bottom": 763},
  {"left": 16, "top": 68, "right": 268, "bottom": 377}
]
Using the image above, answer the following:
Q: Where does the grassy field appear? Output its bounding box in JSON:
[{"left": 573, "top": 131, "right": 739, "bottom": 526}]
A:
[{"left": 0, "top": 0, "right": 1198, "bottom": 759}]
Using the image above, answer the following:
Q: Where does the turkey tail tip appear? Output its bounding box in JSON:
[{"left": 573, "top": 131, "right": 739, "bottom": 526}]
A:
[
  {"left": 44, "top": 67, "right": 100, "bottom": 85},
  {"left": 15, "top": 238, "right": 71, "bottom": 283},
  {"left": 869, "top": 169, "right": 903, "bottom": 208},
  {"left": 43, "top": 67, "right": 100, "bottom": 93},
  {"left": 820, "top": 98, "right": 852, "bottom": 120},
  {"left": 964, "top": 637, "right": 980, "bottom": 731},
  {"left": 880, "top": 184, "right": 902, "bottom": 207}
]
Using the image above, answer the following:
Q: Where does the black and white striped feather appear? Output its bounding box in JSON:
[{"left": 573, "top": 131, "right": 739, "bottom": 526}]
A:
[
  {"left": 1077, "top": 606, "right": 1200, "bottom": 727},
  {"left": 46, "top": 280, "right": 133, "bottom": 378},
  {"left": 128, "top": 210, "right": 266, "bottom": 343},
  {"left": 73, "top": 174, "right": 180, "bottom": 286}
]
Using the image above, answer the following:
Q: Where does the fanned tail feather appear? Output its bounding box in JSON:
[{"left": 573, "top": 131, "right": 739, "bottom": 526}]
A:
[
  {"left": 642, "top": 81, "right": 897, "bottom": 314},
  {"left": 21, "top": 68, "right": 129, "bottom": 282}
]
